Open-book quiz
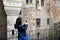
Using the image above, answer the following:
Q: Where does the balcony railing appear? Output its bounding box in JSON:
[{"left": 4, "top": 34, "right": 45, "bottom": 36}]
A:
[{"left": 0, "top": 28, "right": 60, "bottom": 40}]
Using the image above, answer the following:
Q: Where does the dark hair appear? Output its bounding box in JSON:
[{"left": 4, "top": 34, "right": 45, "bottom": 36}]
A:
[{"left": 16, "top": 17, "right": 22, "bottom": 25}]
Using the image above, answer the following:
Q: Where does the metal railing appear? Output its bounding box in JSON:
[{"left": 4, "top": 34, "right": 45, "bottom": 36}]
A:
[{"left": 0, "top": 28, "right": 60, "bottom": 40}]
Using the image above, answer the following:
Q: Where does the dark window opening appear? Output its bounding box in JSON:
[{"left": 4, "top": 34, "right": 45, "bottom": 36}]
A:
[
  {"left": 41, "top": 0, "right": 44, "bottom": 6},
  {"left": 30, "top": 0, "right": 32, "bottom": 3},
  {"left": 26, "top": 0, "right": 32, "bottom": 4},
  {"left": 19, "top": 11, "right": 21, "bottom": 15},
  {"left": 47, "top": 18, "right": 50, "bottom": 24},
  {"left": 36, "top": 0, "right": 39, "bottom": 9},
  {"left": 26, "top": 0, "right": 28, "bottom": 3},
  {"left": 36, "top": 18, "right": 40, "bottom": 27},
  {"left": 36, "top": 0, "right": 39, "bottom": 4}
]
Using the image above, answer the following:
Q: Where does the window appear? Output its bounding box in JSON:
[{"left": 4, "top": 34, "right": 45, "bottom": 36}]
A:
[
  {"left": 36, "top": 0, "right": 39, "bottom": 4},
  {"left": 41, "top": 0, "right": 44, "bottom": 6},
  {"left": 26, "top": 0, "right": 32, "bottom": 3},
  {"left": 47, "top": 18, "right": 50, "bottom": 24},
  {"left": 36, "top": 0, "right": 39, "bottom": 9},
  {"left": 30, "top": 0, "right": 32, "bottom": 3},
  {"left": 26, "top": 0, "right": 28, "bottom": 3},
  {"left": 19, "top": 11, "right": 21, "bottom": 15},
  {"left": 36, "top": 18, "right": 40, "bottom": 27}
]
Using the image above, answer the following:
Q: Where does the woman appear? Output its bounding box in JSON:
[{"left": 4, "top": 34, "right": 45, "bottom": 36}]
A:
[{"left": 14, "top": 18, "right": 28, "bottom": 40}]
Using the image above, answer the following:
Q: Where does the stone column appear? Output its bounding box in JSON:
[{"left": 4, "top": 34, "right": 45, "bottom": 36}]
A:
[{"left": 0, "top": 0, "right": 7, "bottom": 40}]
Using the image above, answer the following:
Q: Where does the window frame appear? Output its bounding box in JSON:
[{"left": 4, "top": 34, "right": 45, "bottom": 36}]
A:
[
  {"left": 19, "top": 11, "right": 21, "bottom": 15},
  {"left": 26, "top": 0, "right": 29, "bottom": 3},
  {"left": 29, "top": 0, "right": 32, "bottom": 3},
  {"left": 47, "top": 18, "right": 50, "bottom": 25},
  {"left": 41, "top": 0, "right": 44, "bottom": 7},
  {"left": 36, "top": 18, "right": 40, "bottom": 27},
  {"left": 36, "top": 0, "right": 39, "bottom": 5},
  {"left": 26, "top": 0, "right": 32, "bottom": 4}
]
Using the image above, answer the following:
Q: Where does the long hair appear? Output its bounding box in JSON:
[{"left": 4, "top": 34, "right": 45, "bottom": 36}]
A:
[{"left": 16, "top": 17, "right": 22, "bottom": 25}]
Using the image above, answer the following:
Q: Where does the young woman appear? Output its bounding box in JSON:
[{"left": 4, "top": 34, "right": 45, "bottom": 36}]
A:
[{"left": 14, "top": 18, "right": 28, "bottom": 40}]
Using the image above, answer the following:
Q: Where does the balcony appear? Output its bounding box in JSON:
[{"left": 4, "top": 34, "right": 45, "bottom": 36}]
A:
[{"left": 0, "top": 28, "right": 60, "bottom": 40}]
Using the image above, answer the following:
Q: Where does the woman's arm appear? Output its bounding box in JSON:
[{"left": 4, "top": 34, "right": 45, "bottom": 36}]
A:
[
  {"left": 19, "top": 24, "right": 28, "bottom": 30},
  {"left": 14, "top": 24, "right": 28, "bottom": 30},
  {"left": 23, "top": 24, "right": 28, "bottom": 30}
]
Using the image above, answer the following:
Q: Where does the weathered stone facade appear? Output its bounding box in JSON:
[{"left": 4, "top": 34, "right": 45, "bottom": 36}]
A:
[
  {"left": 47, "top": 0, "right": 60, "bottom": 23},
  {"left": 20, "top": 0, "right": 60, "bottom": 38},
  {"left": 22, "top": 6, "right": 36, "bottom": 30},
  {"left": 21, "top": 0, "right": 50, "bottom": 31},
  {"left": 0, "top": 0, "right": 7, "bottom": 40},
  {"left": 21, "top": 0, "right": 60, "bottom": 31}
]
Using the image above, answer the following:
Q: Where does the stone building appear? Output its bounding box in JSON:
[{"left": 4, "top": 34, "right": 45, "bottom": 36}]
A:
[
  {"left": 0, "top": 0, "right": 60, "bottom": 40},
  {"left": 20, "top": 0, "right": 50, "bottom": 31},
  {"left": 19, "top": 0, "right": 60, "bottom": 30},
  {"left": 18, "top": 0, "right": 60, "bottom": 39},
  {"left": 18, "top": 0, "right": 53, "bottom": 38}
]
